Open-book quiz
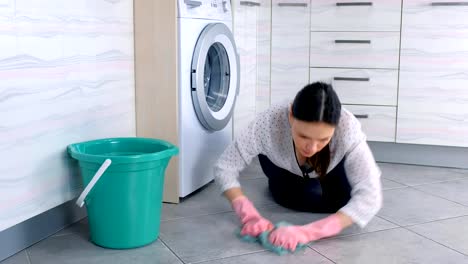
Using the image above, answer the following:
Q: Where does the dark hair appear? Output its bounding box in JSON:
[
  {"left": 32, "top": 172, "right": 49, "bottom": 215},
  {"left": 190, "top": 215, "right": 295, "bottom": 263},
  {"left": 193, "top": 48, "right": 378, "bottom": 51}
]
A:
[
  {"left": 292, "top": 82, "right": 341, "bottom": 124},
  {"left": 291, "top": 82, "right": 342, "bottom": 177}
]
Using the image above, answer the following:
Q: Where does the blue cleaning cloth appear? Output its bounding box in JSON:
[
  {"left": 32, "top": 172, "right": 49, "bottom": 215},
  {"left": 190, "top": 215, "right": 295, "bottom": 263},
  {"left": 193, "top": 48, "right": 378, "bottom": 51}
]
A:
[{"left": 236, "top": 221, "right": 308, "bottom": 255}]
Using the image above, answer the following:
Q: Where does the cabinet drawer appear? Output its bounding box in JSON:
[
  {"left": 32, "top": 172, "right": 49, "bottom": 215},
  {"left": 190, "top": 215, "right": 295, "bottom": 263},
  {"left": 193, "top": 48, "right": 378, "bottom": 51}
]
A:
[
  {"left": 403, "top": 0, "right": 468, "bottom": 30},
  {"left": 311, "top": 0, "right": 402, "bottom": 31},
  {"left": 397, "top": 69, "right": 468, "bottom": 147},
  {"left": 309, "top": 68, "right": 398, "bottom": 106},
  {"left": 309, "top": 32, "right": 400, "bottom": 69},
  {"left": 345, "top": 105, "right": 396, "bottom": 142}
]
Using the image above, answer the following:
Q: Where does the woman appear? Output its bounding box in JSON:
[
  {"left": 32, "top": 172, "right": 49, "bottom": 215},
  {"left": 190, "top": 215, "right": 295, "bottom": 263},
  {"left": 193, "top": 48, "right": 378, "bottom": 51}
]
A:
[{"left": 214, "top": 82, "right": 383, "bottom": 251}]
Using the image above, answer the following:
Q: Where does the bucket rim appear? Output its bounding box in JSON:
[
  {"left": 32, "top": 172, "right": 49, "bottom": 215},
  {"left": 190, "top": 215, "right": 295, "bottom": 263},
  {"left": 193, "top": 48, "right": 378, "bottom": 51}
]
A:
[{"left": 67, "top": 137, "right": 179, "bottom": 164}]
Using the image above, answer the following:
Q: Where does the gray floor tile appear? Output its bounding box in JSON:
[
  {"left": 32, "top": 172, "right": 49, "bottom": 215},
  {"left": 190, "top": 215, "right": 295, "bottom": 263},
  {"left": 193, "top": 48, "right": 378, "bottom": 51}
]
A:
[
  {"left": 239, "top": 157, "right": 265, "bottom": 180},
  {"left": 159, "top": 212, "right": 263, "bottom": 263},
  {"left": 240, "top": 178, "right": 275, "bottom": 205},
  {"left": 257, "top": 204, "right": 398, "bottom": 238},
  {"left": 379, "top": 163, "right": 468, "bottom": 186},
  {"left": 381, "top": 178, "right": 406, "bottom": 190},
  {"left": 413, "top": 178, "right": 468, "bottom": 206},
  {"left": 27, "top": 234, "right": 181, "bottom": 264},
  {"left": 52, "top": 218, "right": 88, "bottom": 238},
  {"left": 407, "top": 216, "right": 468, "bottom": 256},
  {"left": 378, "top": 188, "right": 468, "bottom": 226},
  {"left": 197, "top": 248, "right": 333, "bottom": 264},
  {"left": 0, "top": 251, "right": 29, "bottom": 264},
  {"left": 312, "top": 228, "right": 468, "bottom": 264},
  {"left": 161, "top": 182, "right": 231, "bottom": 221},
  {"left": 162, "top": 178, "right": 274, "bottom": 221},
  {"left": 160, "top": 203, "right": 397, "bottom": 264}
]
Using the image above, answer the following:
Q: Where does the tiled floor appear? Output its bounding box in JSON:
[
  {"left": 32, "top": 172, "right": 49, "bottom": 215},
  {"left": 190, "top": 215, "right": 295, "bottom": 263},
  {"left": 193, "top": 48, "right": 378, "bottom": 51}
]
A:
[{"left": 2, "top": 161, "right": 468, "bottom": 264}]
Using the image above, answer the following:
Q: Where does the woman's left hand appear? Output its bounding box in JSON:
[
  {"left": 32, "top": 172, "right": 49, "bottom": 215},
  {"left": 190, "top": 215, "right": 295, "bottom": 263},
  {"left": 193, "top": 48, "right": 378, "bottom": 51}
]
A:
[
  {"left": 268, "top": 225, "right": 310, "bottom": 251},
  {"left": 268, "top": 214, "right": 344, "bottom": 251}
]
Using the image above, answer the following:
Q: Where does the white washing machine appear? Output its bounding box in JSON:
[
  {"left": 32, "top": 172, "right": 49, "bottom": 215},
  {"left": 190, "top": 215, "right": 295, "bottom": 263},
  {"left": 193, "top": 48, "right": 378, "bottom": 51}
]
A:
[{"left": 177, "top": 0, "right": 240, "bottom": 197}]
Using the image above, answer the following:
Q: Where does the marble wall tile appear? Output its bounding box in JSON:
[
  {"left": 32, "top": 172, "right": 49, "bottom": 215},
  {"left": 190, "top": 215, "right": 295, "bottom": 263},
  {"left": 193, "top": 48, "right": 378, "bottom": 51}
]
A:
[{"left": 0, "top": 0, "right": 135, "bottom": 232}]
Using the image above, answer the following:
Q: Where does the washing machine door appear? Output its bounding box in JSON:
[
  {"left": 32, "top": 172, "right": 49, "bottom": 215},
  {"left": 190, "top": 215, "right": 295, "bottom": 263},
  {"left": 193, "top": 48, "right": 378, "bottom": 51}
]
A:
[{"left": 191, "top": 23, "right": 240, "bottom": 131}]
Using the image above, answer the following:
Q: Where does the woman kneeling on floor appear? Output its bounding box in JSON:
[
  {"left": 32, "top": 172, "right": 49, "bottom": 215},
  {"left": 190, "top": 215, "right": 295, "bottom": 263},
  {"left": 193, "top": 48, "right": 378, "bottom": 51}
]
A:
[{"left": 214, "top": 82, "right": 383, "bottom": 251}]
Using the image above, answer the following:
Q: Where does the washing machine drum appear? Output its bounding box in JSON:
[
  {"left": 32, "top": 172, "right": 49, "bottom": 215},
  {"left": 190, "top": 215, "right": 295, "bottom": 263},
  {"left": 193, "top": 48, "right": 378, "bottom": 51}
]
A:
[{"left": 191, "top": 23, "right": 240, "bottom": 132}]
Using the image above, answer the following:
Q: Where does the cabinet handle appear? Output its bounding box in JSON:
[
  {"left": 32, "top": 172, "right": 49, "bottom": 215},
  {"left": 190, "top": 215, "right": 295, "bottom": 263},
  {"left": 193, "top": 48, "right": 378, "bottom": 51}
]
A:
[
  {"left": 184, "top": 0, "right": 202, "bottom": 7},
  {"left": 431, "top": 2, "right": 468, "bottom": 6},
  {"left": 335, "top": 39, "right": 372, "bottom": 44},
  {"left": 354, "top": 114, "right": 369, "bottom": 119},
  {"left": 334, "top": 77, "right": 370, "bottom": 82},
  {"left": 278, "top": 3, "right": 308, "bottom": 7},
  {"left": 240, "top": 1, "right": 261, "bottom": 6},
  {"left": 336, "top": 2, "right": 373, "bottom": 6}
]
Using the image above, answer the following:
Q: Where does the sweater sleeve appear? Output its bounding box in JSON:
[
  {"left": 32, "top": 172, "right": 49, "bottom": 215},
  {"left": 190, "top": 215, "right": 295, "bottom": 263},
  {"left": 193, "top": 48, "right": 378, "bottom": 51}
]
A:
[
  {"left": 338, "top": 137, "right": 383, "bottom": 228},
  {"left": 213, "top": 116, "right": 265, "bottom": 192}
]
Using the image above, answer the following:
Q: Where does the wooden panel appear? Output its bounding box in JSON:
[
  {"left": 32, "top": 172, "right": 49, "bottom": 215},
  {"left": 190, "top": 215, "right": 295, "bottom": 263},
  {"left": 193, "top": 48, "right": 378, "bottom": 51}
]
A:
[
  {"left": 309, "top": 31, "right": 400, "bottom": 69},
  {"left": 345, "top": 105, "right": 397, "bottom": 142},
  {"left": 311, "top": 0, "right": 402, "bottom": 31},
  {"left": 134, "top": 0, "right": 179, "bottom": 203},
  {"left": 271, "top": 0, "right": 310, "bottom": 104},
  {"left": 397, "top": 69, "right": 468, "bottom": 147},
  {"left": 310, "top": 68, "right": 398, "bottom": 106}
]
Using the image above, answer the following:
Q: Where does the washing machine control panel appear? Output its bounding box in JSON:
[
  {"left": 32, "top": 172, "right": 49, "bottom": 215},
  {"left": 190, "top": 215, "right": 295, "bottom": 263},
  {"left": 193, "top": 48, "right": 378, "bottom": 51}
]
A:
[{"left": 178, "top": 0, "right": 232, "bottom": 20}]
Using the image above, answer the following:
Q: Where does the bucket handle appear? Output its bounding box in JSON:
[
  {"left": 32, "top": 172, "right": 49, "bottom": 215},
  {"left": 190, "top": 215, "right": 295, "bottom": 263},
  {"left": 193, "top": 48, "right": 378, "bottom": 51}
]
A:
[{"left": 76, "top": 159, "right": 112, "bottom": 207}]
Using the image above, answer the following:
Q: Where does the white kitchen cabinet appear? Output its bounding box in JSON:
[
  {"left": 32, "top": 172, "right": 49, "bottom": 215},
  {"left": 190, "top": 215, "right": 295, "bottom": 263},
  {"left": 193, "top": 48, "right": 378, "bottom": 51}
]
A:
[
  {"left": 310, "top": 0, "right": 402, "bottom": 32},
  {"left": 398, "top": 0, "right": 468, "bottom": 147},
  {"left": 271, "top": 0, "right": 310, "bottom": 104},
  {"left": 309, "top": 68, "right": 398, "bottom": 106},
  {"left": 309, "top": 31, "right": 400, "bottom": 69},
  {"left": 308, "top": 1, "right": 401, "bottom": 143},
  {"left": 345, "top": 105, "right": 397, "bottom": 142},
  {"left": 232, "top": 0, "right": 271, "bottom": 137}
]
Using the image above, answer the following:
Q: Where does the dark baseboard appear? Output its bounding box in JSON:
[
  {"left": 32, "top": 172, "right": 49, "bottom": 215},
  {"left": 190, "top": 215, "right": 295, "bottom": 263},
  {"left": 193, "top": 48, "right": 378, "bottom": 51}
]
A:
[
  {"left": 0, "top": 199, "right": 86, "bottom": 262},
  {"left": 369, "top": 142, "right": 468, "bottom": 169}
]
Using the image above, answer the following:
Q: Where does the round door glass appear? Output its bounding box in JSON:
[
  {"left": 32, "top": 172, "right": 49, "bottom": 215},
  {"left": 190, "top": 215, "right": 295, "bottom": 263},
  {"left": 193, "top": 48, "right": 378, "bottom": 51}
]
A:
[{"left": 204, "top": 42, "right": 230, "bottom": 112}]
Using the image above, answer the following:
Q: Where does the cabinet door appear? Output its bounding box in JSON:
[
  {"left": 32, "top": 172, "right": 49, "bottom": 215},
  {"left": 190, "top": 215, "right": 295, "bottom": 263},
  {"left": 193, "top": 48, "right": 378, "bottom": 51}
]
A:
[
  {"left": 233, "top": 0, "right": 258, "bottom": 137},
  {"left": 271, "top": 0, "right": 310, "bottom": 104},
  {"left": 398, "top": 1, "right": 468, "bottom": 147},
  {"left": 397, "top": 70, "right": 468, "bottom": 147}
]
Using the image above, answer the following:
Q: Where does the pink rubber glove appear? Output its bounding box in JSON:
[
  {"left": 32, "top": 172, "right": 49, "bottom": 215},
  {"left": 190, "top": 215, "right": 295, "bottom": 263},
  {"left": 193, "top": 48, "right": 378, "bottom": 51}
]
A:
[
  {"left": 232, "top": 196, "right": 274, "bottom": 237},
  {"left": 268, "top": 214, "right": 343, "bottom": 251}
]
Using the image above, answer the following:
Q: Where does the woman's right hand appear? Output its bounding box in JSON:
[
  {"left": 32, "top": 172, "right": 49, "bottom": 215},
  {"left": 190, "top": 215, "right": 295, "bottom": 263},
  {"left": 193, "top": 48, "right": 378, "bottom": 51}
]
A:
[{"left": 231, "top": 196, "right": 274, "bottom": 236}]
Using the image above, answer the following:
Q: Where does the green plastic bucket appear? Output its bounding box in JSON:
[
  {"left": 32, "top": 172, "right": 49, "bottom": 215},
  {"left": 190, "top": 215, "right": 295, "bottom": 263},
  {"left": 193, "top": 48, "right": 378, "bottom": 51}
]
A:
[{"left": 67, "top": 137, "right": 178, "bottom": 249}]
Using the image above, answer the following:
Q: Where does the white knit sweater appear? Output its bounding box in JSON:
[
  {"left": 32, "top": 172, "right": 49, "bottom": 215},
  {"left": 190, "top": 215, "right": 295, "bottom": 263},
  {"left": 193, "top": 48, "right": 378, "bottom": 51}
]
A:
[{"left": 214, "top": 101, "right": 383, "bottom": 227}]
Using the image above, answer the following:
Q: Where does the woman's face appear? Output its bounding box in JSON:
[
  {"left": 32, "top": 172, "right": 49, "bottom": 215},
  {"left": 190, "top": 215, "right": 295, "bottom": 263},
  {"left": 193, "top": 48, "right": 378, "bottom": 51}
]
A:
[{"left": 289, "top": 111, "right": 335, "bottom": 158}]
